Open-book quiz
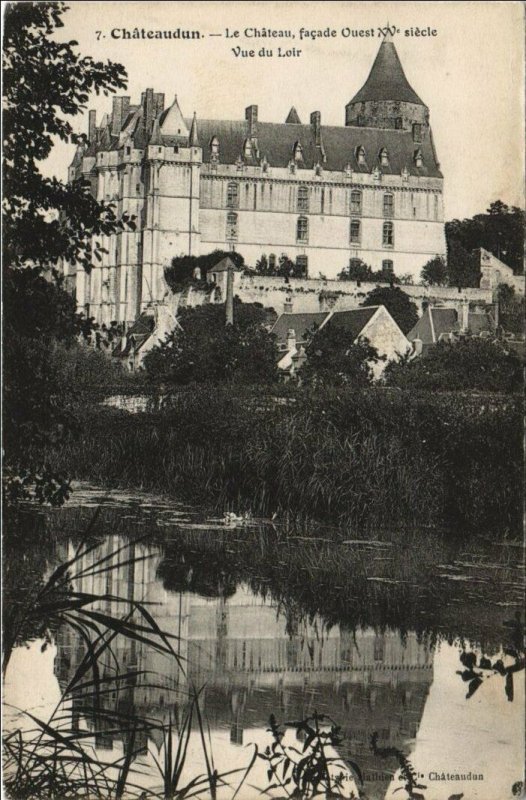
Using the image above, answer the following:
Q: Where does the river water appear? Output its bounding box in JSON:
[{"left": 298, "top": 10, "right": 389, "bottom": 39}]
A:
[{"left": 3, "top": 485, "right": 525, "bottom": 800}]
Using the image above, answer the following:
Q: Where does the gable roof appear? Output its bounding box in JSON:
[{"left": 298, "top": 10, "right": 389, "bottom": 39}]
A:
[
  {"left": 271, "top": 312, "right": 328, "bottom": 346},
  {"left": 209, "top": 256, "right": 243, "bottom": 273},
  {"left": 322, "top": 306, "right": 379, "bottom": 338},
  {"left": 348, "top": 40, "right": 425, "bottom": 106},
  {"left": 407, "top": 306, "right": 494, "bottom": 345}
]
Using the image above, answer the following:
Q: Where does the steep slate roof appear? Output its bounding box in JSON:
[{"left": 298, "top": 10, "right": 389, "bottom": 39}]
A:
[
  {"left": 285, "top": 107, "right": 302, "bottom": 124},
  {"left": 271, "top": 312, "right": 328, "bottom": 346},
  {"left": 190, "top": 118, "right": 441, "bottom": 177},
  {"left": 209, "top": 256, "right": 243, "bottom": 273},
  {"left": 322, "top": 306, "right": 379, "bottom": 338},
  {"left": 408, "top": 307, "right": 494, "bottom": 345},
  {"left": 348, "top": 40, "right": 425, "bottom": 106}
]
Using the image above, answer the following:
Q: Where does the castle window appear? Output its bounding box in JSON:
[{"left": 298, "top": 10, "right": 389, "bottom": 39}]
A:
[
  {"left": 269, "top": 253, "right": 276, "bottom": 270},
  {"left": 382, "top": 259, "right": 394, "bottom": 274},
  {"left": 355, "top": 146, "right": 366, "bottom": 166},
  {"left": 350, "top": 190, "right": 362, "bottom": 215},
  {"left": 383, "top": 193, "right": 394, "bottom": 218},
  {"left": 395, "top": 117, "right": 403, "bottom": 130},
  {"left": 226, "top": 182, "right": 239, "bottom": 209},
  {"left": 412, "top": 124, "right": 423, "bottom": 143},
  {"left": 296, "top": 216, "right": 309, "bottom": 244},
  {"left": 297, "top": 186, "right": 309, "bottom": 212},
  {"left": 293, "top": 141, "right": 303, "bottom": 162},
  {"left": 414, "top": 150, "right": 424, "bottom": 168},
  {"left": 379, "top": 148, "right": 389, "bottom": 167},
  {"left": 125, "top": 146, "right": 131, "bottom": 156},
  {"left": 350, "top": 219, "right": 361, "bottom": 244},
  {"left": 382, "top": 221, "right": 394, "bottom": 247},
  {"left": 296, "top": 255, "right": 308, "bottom": 276},
  {"left": 226, "top": 212, "right": 238, "bottom": 241},
  {"left": 210, "top": 136, "right": 219, "bottom": 155}
]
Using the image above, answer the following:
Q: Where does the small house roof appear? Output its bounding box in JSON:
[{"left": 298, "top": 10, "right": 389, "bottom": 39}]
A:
[{"left": 271, "top": 311, "right": 328, "bottom": 346}]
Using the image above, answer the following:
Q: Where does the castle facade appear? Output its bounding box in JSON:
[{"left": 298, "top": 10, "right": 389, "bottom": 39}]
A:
[{"left": 68, "top": 37, "right": 446, "bottom": 325}]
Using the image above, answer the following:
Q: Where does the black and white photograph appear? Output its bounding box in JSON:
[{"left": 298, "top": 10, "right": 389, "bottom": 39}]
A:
[{"left": 2, "top": 2, "right": 525, "bottom": 798}]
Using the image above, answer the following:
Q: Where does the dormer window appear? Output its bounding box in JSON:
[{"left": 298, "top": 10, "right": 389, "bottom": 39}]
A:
[
  {"left": 414, "top": 149, "right": 424, "bottom": 168},
  {"left": 210, "top": 136, "right": 219, "bottom": 156},
  {"left": 412, "top": 123, "right": 423, "bottom": 143},
  {"left": 293, "top": 141, "right": 303, "bottom": 162},
  {"left": 315, "top": 164, "right": 322, "bottom": 177},
  {"left": 379, "top": 148, "right": 389, "bottom": 167},
  {"left": 356, "top": 146, "right": 366, "bottom": 166},
  {"left": 244, "top": 139, "right": 252, "bottom": 158}
]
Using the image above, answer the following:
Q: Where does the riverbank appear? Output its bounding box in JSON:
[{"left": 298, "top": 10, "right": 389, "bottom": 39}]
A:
[{"left": 41, "top": 386, "right": 523, "bottom": 532}]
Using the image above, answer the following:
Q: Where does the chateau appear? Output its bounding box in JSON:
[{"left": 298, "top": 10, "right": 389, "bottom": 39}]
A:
[{"left": 68, "top": 36, "right": 446, "bottom": 326}]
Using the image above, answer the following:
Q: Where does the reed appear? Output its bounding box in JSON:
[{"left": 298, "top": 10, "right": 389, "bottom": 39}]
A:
[{"left": 40, "top": 386, "right": 523, "bottom": 531}]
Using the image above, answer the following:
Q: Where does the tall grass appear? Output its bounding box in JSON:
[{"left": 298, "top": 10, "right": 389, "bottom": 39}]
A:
[{"left": 42, "top": 386, "right": 523, "bottom": 532}]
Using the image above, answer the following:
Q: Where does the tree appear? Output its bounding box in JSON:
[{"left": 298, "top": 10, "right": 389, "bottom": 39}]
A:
[
  {"left": 384, "top": 338, "right": 522, "bottom": 393},
  {"left": 301, "top": 323, "right": 381, "bottom": 387},
  {"left": 421, "top": 255, "right": 448, "bottom": 286},
  {"left": 496, "top": 284, "right": 525, "bottom": 336},
  {"left": 164, "top": 250, "right": 245, "bottom": 292},
  {"left": 3, "top": 2, "right": 134, "bottom": 273},
  {"left": 337, "top": 260, "right": 400, "bottom": 285},
  {"left": 143, "top": 299, "right": 278, "bottom": 385},
  {"left": 360, "top": 286, "right": 418, "bottom": 334},
  {"left": 252, "top": 253, "right": 307, "bottom": 279},
  {"left": 445, "top": 201, "right": 524, "bottom": 275},
  {"left": 3, "top": 2, "right": 133, "bottom": 502},
  {"left": 447, "top": 239, "right": 481, "bottom": 288}
]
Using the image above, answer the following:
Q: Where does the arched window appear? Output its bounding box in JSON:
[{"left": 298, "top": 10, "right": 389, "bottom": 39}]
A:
[
  {"left": 297, "top": 186, "right": 309, "bottom": 212},
  {"left": 414, "top": 149, "right": 424, "bottom": 168},
  {"left": 379, "top": 148, "right": 389, "bottom": 167},
  {"left": 355, "top": 146, "right": 366, "bottom": 166},
  {"left": 382, "top": 221, "right": 394, "bottom": 247},
  {"left": 226, "top": 212, "right": 238, "bottom": 241},
  {"left": 350, "top": 219, "right": 361, "bottom": 244},
  {"left": 382, "top": 259, "right": 394, "bottom": 274},
  {"left": 350, "top": 190, "right": 362, "bottom": 215},
  {"left": 226, "top": 182, "right": 239, "bottom": 209},
  {"left": 383, "top": 193, "right": 394, "bottom": 218},
  {"left": 293, "top": 141, "right": 303, "bottom": 162},
  {"left": 296, "top": 216, "right": 309, "bottom": 244},
  {"left": 210, "top": 136, "right": 219, "bottom": 156}
]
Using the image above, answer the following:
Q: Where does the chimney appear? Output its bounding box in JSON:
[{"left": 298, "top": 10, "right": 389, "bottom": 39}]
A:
[
  {"left": 154, "top": 93, "right": 165, "bottom": 117},
  {"left": 460, "top": 298, "right": 470, "bottom": 332},
  {"left": 310, "top": 111, "right": 321, "bottom": 145},
  {"left": 245, "top": 105, "right": 258, "bottom": 138},
  {"left": 111, "top": 96, "right": 130, "bottom": 137},
  {"left": 226, "top": 263, "right": 234, "bottom": 326},
  {"left": 287, "top": 328, "right": 296, "bottom": 352},
  {"left": 142, "top": 88, "right": 155, "bottom": 137},
  {"left": 88, "top": 110, "right": 97, "bottom": 143}
]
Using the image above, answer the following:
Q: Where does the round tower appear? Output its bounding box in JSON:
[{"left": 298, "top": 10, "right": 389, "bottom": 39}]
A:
[{"left": 345, "top": 37, "right": 429, "bottom": 133}]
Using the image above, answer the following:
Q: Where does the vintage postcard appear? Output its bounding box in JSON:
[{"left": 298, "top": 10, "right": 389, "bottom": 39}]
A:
[{"left": 2, "top": 2, "right": 525, "bottom": 799}]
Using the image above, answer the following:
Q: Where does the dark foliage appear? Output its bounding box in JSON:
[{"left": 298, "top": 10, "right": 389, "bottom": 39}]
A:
[
  {"left": 337, "top": 258, "right": 400, "bottom": 285},
  {"left": 143, "top": 299, "right": 278, "bottom": 385},
  {"left": 359, "top": 286, "right": 419, "bottom": 334},
  {"left": 446, "top": 201, "right": 525, "bottom": 276},
  {"left": 164, "top": 250, "right": 245, "bottom": 292},
  {"left": 496, "top": 284, "right": 525, "bottom": 336},
  {"left": 447, "top": 239, "right": 481, "bottom": 289},
  {"left": 252, "top": 253, "right": 308, "bottom": 279},
  {"left": 421, "top": 255, "right": 448, "bottom": 286},
  {"left": 384, "top": 337, "right": 523, "bottom": 393},
  {"left": 3, "top": 1, "right": 134, "bottom": 273},
  {"left": 302, "top": 324, "right": 381, "bottom": 387}
]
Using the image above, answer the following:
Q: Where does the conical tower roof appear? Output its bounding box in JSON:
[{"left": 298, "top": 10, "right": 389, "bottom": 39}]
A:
[
  {"left": 189, "top": 112, "right": 199, "bottom": 145},
  {"left": 349, "top": 39, "right": 424, "bottom": 105},
  {"left": 285, "top": 106, "right": 302, "bottom": 124}
]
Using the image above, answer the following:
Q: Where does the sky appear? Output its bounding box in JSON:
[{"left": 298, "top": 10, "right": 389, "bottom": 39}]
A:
[{"left": 40, "top": 0, "right": 525, "bottom": 221}]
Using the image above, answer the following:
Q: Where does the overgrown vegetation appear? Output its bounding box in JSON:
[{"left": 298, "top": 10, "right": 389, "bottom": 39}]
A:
[
  {"left": 163, "top": 250, "right": 245, "bottom": 292},
  {"left": 359, "top": 286, "right": 419, "bottom": 334},
  {"left": 252, "top": 253, "right": 308, "bottom": 279},
  {"left": 40, "top": 387, "right": 523, "bottom": 532}
]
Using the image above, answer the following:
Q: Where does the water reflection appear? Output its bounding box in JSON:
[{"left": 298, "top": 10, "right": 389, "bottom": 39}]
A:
[{"left": 3, "top": 490, "right": 525, "bottom": 799}]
